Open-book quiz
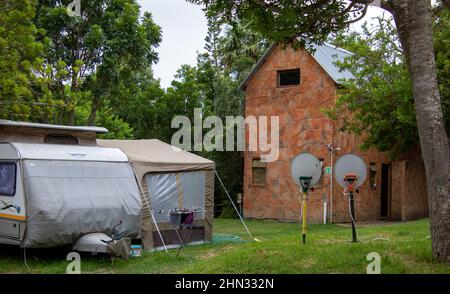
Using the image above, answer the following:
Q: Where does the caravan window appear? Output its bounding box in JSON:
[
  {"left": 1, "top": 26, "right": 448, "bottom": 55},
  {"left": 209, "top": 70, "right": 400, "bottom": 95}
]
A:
[{"left": 0, "top": 162, "right": 16, "bottom": 196}]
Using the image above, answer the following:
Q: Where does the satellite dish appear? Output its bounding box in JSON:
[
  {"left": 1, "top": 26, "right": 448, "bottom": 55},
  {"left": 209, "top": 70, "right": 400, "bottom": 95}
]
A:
[
  {"left": 290, "top": 152, "right": 322, "bottom": 188},
  {"left": 290, "top": 152, "right": 322, "bottom": 244},
  {"left": 334, "top": 154, "right": 367, "bottom": 188}
]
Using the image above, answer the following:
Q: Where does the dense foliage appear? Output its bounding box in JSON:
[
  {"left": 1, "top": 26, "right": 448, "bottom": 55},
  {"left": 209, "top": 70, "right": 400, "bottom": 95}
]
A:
[
  {"left": 34, "top": 0, "right": 162, "bottom": 126},
  {"left": 0, "top": 1, "right": 269, "bottom": 216},
  {"left": 0, "top": 0, "right": 45, "bottom": 120},
  {"left": 188, "top": 0, "right": 369, "bottom": 50},
  {"left": 326, "top": 13, "right": 450, "bottom": 157},
  {"left": 1, "top": 0, "right": 162, "bottom": 139}
]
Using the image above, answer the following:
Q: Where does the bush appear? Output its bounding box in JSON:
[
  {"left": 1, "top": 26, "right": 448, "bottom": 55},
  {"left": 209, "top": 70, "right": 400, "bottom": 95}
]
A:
[{"left": 218, "top": 203, "right": 238, "bottom": 219}]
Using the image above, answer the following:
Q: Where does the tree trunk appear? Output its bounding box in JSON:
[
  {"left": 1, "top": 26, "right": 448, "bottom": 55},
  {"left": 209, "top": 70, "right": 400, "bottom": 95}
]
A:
[
  {"left": 67, "top": 109, "right": 76, "bottom": 126},
  {"left": 87, "top": 96, "right": 102, "bottom": 126},
  {"left": 392, "top": 0, "right": 450, "bottom": 263}
]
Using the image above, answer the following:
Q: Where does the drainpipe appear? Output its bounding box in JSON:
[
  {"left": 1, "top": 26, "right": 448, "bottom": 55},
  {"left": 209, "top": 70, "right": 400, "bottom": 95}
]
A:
[
  {"left": 326, "top": 143, "right": 341, "bottom": 224},
  {"left": 330, "top": 146, "right": 333, "bottom": 224}
]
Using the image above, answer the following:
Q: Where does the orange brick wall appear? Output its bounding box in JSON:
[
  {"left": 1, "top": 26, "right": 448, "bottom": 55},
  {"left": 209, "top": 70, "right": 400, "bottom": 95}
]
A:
[
  {"left": 243, "top": 45, "right": 414, "bottom": 223},
  {"left": 391, "top": 160, "right": 429, "bottom": 221}
]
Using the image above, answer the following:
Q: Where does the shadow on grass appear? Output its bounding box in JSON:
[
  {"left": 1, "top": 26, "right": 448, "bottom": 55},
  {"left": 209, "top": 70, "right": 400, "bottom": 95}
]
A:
[{"left": 0, "top": 244, "right": 114, "bottom": 273}]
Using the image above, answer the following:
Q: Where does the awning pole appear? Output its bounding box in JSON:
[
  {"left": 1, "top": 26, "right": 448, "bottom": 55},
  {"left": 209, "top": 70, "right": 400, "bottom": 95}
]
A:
[
  {"left": 150, "top": 209, "right": 168, "bottom": 253},
  {"left": 214, "top": 170, "right": 261, "bottom": 242}
]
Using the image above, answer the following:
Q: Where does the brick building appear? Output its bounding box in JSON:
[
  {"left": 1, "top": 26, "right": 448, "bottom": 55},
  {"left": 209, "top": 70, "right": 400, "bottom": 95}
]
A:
[{"left": 239, "top": 43, "right": 428, "bottom": 223}]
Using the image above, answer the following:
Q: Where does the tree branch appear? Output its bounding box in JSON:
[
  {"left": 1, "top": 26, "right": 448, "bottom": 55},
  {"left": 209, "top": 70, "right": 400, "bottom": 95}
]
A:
[
  {"left": 249, "top": 0, "right": 280, "bottom": 12},
  {"left": 343, "top": 1, "right": 369, "bottom": 25}
]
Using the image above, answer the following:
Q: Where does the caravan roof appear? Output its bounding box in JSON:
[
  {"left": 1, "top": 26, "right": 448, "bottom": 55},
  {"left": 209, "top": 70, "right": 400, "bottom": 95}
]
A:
[
  {"left": 0, "top": 119, "right": 108, "bottom": 134},
  {"left": 4, "top": 142, "right": 128, "bottom": 162},
  {"left": 0, "top": 120, "right": 108, "bottom": 145}
]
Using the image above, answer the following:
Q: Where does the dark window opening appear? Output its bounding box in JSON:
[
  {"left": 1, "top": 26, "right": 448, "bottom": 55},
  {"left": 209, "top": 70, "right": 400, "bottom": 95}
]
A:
[
  {"left": 278, "top": 69, "right": 300, "bottom": 87},
  {"left": 380, "top": 164, "right": 391, "bottom": 218},
  {"left": 252, "top": 159, "right": 267, "bottom": 185},
  {"left": 44, "top": 134, "right": 79, "bottom": 145},
  {"left": 0, "top": 162, "right": 17, "bottom": 196}
]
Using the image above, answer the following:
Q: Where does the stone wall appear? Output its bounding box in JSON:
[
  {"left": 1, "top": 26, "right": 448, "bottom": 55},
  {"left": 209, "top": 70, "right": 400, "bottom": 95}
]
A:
[
  {"left": 391, "top": 160, "right": 429, "bottom": 221},
  {"left": 402, "top": 160, "right": 428, "bottom": 220}
]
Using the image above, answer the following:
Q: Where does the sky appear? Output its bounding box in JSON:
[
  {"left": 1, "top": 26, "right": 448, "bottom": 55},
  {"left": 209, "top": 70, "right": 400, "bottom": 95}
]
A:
[
  {"left": 138, "top": 0, "right": 385, "bottom": 89},
  {"left": 137, "top": 0, "right": 208, "bottom": 88}
]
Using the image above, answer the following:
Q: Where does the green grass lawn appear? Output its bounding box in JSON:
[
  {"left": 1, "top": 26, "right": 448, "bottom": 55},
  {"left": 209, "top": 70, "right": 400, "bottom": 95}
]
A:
[{"left": 0, "top": 218, "right": 449, "bottom": 274}]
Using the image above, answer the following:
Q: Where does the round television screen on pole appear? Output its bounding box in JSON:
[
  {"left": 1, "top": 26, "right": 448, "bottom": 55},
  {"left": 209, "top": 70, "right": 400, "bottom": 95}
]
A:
[
  {"left": 334, "top": 153, "right": 367, "bottom": 188},
  {"left": 290, "top": 152, "right": 322, "bottom": 187}
]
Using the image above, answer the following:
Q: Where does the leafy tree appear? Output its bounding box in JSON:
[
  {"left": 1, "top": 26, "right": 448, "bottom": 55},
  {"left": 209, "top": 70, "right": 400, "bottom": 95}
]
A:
[
  {"left": 34, "top": 0, "right": 161, "bottom": 125},
  {"left": 199, "top": 19, "right": 269, "bottom": 217},
  {"left": 1, "top": 0, "right": 162, "bottom": 138},
  {"left": 190, "top": 0, "right": 450, "bottom": 263},
  {"left": 217, "top": 21, "right": 269, "bottom": 81},
  {"left": 194, "top": 21, "right": 268, "bottom": 217},
  {"left": 204, "top": 16, "right": 222, "bottom": 71},
  {"left": 163, "top": 64, "right": 213, "bottom": 141},
  {"left": 115, "top": 63, "right": 212, "bottom": 144},
  {"left": 75, "top": 103, "right": 133, "bottom": 139},
  {"left": 108, "top": 69, "right": 165, "bottom": 140},
  {"left": 327, "top": 15, "right": 416, "bottom": 156},
  {"left": 195, "top": 54, "right": 244, "bottom": 218},
  {"left": 154, "top": 49, "right": 248, "bottom": 217},
  {"left": 0, "top": 0, "right": 46, "bottom": 120},
  {"left": 96, "top": 112, "right": 134, "bottom": 139},
  {"left": 189, "top": 0, "right": 369, "bottom": 50},
  {"left": 328, "top": 14, "right": 450, "bottom": 158}
]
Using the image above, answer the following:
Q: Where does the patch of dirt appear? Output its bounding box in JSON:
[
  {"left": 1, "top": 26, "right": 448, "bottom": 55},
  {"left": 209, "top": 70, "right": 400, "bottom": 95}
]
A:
[
  {"left": 317, "top": 238, "right": 343, "bottom": 244},
  {"left": 336, "top": 221, "right": 402, "bottom": 228},
  {"left": 198, "top": 245, "right": 235, "bottom": 260},
  {"left": 301, "top": 258, "right": 316, "bottom": 268},
  {"left": 256, "top": 248, "right": 270, "bottom": 258}
]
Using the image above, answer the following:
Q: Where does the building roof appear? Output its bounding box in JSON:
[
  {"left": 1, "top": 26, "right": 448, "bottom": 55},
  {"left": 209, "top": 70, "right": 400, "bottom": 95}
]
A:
[
  {"left": 238, "top": 42, "right": 354, "bottom": 91},
  {"left": 0, "top": 119, "right": 108, "bottom": 134}
]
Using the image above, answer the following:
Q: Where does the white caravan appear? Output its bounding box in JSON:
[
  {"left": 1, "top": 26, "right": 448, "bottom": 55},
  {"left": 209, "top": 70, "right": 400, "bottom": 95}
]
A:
[{"left": 0, "top": 120, "right": 142, "bottom": 249}]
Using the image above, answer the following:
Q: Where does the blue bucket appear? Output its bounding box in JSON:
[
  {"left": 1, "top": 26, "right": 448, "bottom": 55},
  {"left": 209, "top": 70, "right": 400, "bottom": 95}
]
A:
[{"left": 130, "top": 245, "right": 142, "bottom": 257}]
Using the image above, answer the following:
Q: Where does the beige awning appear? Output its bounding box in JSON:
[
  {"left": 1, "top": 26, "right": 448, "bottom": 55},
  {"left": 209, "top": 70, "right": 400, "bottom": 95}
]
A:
[
  {"left": 97, "top": 139, "right": 215, "bottom": 250},
  {"left": 97, "top": 139, "right": 214, "bottom": 179}
]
